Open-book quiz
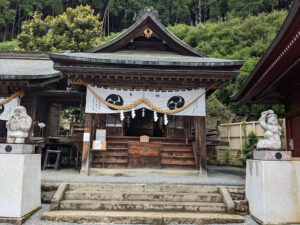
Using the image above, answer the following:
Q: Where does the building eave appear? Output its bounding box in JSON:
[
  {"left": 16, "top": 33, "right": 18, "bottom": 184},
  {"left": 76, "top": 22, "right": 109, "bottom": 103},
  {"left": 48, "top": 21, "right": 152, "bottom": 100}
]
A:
[{"left": 231, "top": 0, "right": 300, "bottom": 104}]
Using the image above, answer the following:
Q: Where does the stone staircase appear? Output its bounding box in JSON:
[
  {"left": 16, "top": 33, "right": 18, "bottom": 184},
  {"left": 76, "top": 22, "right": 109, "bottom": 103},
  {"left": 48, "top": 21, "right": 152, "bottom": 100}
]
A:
[{"left": 41, "top": 183, "right": 245, "bottom": 224}]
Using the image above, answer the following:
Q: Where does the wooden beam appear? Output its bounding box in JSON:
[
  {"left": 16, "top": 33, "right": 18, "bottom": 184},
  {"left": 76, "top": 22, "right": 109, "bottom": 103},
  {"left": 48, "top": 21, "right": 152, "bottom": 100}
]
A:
[
  {"left": 69, "top": 76, "right": 222, "bottom": 89},
  {"left": 196, "top": 116, "right": 207, "bottom": 172},
  {"left": 81, "top": 113, "right": 93, "bottom": 175}
]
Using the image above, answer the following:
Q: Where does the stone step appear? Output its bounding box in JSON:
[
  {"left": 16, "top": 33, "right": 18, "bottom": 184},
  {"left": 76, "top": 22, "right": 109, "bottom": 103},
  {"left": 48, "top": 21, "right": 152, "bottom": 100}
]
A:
[
  {"left": 41, "top": 211, "right": 245, "bottom": 224},
  {"left": 58, "top": 200, "right": 227, "bottom": 213},
  {"left": 64, "top": 190, "right": 223, "bottom": 202},
  {"left": 68, "top": 183, "right": 220, "bottom": 193}
]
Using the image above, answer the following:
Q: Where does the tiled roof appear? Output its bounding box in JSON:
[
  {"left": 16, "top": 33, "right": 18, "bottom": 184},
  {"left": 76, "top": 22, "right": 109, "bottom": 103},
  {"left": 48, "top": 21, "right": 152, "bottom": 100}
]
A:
[
  {"left": 0, "top": 58, "right": 61, "bottom": 79},
  {"left": 51, "top": 51, "right": 244, "bottom": 67}
]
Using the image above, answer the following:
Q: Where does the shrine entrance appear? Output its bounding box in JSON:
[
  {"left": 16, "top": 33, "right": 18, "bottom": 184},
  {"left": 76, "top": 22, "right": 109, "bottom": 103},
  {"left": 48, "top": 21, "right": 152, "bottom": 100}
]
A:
[{"left": 124, "top": 109, "right": 165, "bottom": 137}]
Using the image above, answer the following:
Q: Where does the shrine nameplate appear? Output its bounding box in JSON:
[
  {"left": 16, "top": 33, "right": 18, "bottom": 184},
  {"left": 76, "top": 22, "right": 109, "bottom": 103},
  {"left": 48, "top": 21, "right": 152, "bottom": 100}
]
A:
[{"left": 128, "top": 142, "right": 161, "bottom": 168}]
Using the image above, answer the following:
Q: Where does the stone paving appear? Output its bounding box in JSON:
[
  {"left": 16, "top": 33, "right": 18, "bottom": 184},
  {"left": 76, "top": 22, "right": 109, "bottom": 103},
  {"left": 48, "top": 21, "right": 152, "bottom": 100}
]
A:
[
  {"left": 41, "top": 167, "right": 246, "bottom": 186},
  {"left": 0, "top": 204, "right": 259, "bottom": 225}
]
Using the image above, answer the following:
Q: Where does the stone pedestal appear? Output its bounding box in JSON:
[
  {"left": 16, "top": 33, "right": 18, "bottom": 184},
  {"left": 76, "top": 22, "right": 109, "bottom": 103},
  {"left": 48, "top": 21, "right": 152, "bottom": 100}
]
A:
[
  {"left": 0, "top": 143, "right": 34, "bottom": 154},
  {"left": 0, "top": 154, "right": 41, "bottom": 219},
  {"left": 246, "top": 160, "right": 300, "bottom": 224},
  {"left": 253, "top": 150, "right": 292, "bottom": 160}
]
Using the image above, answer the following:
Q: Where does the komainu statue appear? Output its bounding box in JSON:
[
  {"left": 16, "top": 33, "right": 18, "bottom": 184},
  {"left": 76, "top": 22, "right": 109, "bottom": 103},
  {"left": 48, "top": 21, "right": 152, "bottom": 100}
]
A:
[
  {"left": 257, "top": 110, "right": 282, "bottom": 150},
  {"left": 6, "top": 106, "right": 32, "bottom": 144}
]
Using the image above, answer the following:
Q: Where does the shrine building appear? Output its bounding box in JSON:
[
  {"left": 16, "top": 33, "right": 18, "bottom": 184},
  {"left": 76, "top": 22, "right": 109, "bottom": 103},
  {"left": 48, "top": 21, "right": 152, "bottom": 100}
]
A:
[{"left": 0, "top": 7, "right": 244, "bottom": 174}]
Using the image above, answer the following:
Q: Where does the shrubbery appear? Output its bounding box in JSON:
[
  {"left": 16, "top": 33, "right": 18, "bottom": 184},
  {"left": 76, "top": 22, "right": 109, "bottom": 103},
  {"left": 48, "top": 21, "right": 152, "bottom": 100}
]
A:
[
  {"left": 0, "top": 40, "right": 17, "bottom": 50},
  {"left": 239, "top": 131, "right": 259, "bottom": 166},
  {"left": 17, "top": 5, "right": 103, "bottom": 52}
]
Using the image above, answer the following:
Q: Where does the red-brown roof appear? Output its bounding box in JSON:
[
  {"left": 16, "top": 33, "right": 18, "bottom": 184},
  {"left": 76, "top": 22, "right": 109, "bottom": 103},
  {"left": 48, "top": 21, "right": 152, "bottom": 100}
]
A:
[{"left": 232, "top": 1, "right": 300, "bottom": 104}]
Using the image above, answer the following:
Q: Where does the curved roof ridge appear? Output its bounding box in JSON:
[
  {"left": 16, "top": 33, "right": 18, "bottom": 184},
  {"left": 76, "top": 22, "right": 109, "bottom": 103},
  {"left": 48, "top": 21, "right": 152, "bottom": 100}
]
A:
[{"left": 86, "top": 9, "right": 206, "bottom": 57}]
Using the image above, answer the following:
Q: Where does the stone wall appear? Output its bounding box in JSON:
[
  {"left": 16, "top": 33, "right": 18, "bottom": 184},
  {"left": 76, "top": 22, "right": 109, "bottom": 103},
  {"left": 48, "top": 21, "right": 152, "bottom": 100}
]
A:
[
  {"left": 41, "top": 182, "right": 60, "bottom": 203},
  {"left": 227, "top": 186, "right": 249, "bottom": 215}
]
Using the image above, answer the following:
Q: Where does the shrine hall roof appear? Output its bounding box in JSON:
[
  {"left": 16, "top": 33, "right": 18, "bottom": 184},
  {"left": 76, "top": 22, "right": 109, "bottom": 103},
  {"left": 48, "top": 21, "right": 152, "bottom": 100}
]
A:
[
  {"left": 0, "top": 52, "right": 61, "bottom": 79},
  {"left": 87, "top": 7, "right": 206, "bottom": 57},
  {"left": 50, "top": 51, "right": 244, "bottom": 68},
  {"left": 50, "top": 6, "right": 244, "bottom": 73}
]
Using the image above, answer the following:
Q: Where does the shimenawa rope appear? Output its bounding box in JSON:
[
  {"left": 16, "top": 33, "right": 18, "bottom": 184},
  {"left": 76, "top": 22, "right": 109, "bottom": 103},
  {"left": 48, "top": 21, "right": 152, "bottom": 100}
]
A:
[
  {"left": 0, "top": 91, "right": 25, "bottom": 106},
  {"left": 78, "top": 80, "right": 216, "bottom": 115}
]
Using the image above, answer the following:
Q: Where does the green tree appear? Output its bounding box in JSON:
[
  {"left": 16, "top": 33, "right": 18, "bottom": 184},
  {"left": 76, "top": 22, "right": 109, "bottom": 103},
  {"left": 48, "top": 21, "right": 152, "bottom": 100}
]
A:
[
  {"left": 0, "top": 0, "right": 16, "bottom": 41},
  {"left": 0, "top": 0, "right": 294, "bottom": 41},
  {"left": 17, "top": 5, "right": 103, "bottom": 52},
  {"left": 239, "top": 131, "right": 258, "bottom": 166},
  {"left": 228, "top": 0, "right": 278, "bottom": 17}
]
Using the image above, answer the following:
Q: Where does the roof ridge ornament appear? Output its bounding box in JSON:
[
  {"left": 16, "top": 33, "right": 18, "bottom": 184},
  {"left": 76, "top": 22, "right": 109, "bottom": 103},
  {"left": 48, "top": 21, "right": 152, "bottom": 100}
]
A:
[{"left": 135, "top": 6, "right": 160, "bottom": 22}]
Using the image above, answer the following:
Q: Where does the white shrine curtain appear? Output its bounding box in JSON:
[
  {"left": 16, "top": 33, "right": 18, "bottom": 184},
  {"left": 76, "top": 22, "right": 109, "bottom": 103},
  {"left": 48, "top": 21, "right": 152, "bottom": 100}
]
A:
[{"left": 85, "top": 85, "right": 206, "bottom": 116}]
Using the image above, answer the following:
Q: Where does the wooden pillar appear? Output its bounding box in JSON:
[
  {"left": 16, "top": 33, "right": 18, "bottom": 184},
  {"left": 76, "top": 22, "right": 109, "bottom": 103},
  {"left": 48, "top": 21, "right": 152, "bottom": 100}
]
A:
[
  {"left": 285, "top": 117, "right": 292, "bottom": 151},
  {"left": 47, "top": 103, "right": 61, "bottom": 137},
  {"left": 196, "top": 116, "right": 207, "bottom": 172},
  {"left": 81, "top": 113, "right": 93, "bottom": 175}
]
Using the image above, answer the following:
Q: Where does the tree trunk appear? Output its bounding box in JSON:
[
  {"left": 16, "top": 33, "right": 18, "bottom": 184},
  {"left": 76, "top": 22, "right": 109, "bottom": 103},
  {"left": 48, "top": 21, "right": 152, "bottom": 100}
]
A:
[
  {"left": 11, "top": 6, "right": 18, "bottom": 39},
  {"left": 17, "top": 7, "right": 21, "bottom": 35},
  {"left": 198, "top": 0, "right": 201, "bottom": 24},
  {"left": 3, "top": 24, "right": 8, "bottom": 42}
]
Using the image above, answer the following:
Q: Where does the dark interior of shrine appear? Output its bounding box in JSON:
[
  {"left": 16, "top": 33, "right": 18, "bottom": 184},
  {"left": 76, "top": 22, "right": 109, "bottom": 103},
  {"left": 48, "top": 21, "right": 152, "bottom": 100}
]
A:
[{"left": 123, "top": 109, "right": 166, "bottom": 137}]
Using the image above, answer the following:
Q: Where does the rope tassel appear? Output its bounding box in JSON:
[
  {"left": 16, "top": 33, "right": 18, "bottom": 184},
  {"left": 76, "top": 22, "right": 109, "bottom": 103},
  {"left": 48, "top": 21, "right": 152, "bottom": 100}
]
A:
[
  {"left": 120, "top": 110, "right": 125, "bottom": 121},
  {"left": 131, "top": 107, "right": 136, "bottom": 119},
  {"left": 164, "top": 114, "right": 168, "bottom": 125},
  {"left": 153, "top": 111, "right": 158, "bottom": 122}
]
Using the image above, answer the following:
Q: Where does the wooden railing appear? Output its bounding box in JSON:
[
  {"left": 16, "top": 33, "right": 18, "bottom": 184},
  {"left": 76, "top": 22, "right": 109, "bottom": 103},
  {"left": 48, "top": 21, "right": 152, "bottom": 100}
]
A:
[{"left": 69, "top": 123, "right": 85, "bottom": 137}]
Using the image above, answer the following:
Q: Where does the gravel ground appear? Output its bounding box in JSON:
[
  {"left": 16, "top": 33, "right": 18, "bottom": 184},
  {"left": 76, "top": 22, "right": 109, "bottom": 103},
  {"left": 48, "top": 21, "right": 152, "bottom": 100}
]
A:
[
  {"left": 41, "top": 167, "right": 245, "bottom": 186},
  {"left": 0, "top": 204, "right": 258, "bottom": 225}
]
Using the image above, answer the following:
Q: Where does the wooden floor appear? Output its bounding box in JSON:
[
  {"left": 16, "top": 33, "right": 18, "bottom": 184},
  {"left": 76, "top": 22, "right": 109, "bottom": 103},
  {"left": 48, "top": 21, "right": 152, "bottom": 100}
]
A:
[{"left": 92, "top": 136, "right": 197, "bottom": 170}]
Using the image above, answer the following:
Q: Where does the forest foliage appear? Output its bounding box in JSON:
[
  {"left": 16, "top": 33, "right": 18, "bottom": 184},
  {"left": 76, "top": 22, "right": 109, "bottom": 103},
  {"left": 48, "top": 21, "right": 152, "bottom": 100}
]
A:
[
  {"left": 17, "top": 5, "right": 103, "bottom": 52},
  {"left": 0, "top": 0, "right": 293, "bottom": 41},
  {"left": 168, "top": 10, "right": 287, "bottom": 119}
]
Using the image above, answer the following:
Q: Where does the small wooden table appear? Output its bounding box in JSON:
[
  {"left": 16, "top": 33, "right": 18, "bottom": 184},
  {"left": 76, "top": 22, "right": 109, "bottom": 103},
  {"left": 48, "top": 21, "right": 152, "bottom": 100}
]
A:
[{"left": 128, "top": 142, "right": 161, "bottom": 168}]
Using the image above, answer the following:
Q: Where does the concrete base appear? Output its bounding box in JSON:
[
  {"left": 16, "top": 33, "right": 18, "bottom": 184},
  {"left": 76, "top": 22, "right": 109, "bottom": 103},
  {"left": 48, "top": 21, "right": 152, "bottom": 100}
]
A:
[
  {"left": 0, "top": 154, "right": 41, "bottom": 219},
  {"left": 246, "top": 160, "right": 300, "bottom": 224},
  {"left": 84, "top": 168, "right": 207, "bottom": 177},
  {"left": 0, "top": 207, "right": 41, "bottom": 225}
]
